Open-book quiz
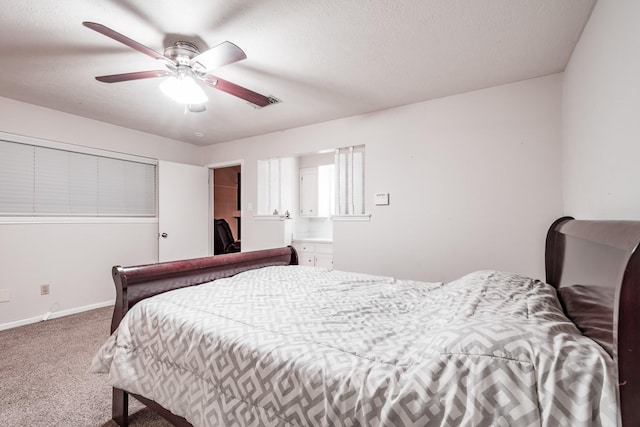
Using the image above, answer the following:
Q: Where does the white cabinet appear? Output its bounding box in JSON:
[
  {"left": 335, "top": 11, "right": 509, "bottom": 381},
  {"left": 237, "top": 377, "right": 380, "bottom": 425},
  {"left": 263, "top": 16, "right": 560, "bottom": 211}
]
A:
[
  {"left": 292, "top": 241, "right": 333, "bottom": 268},
  {"left": 299, "top": 165, "right": 334, "bottom": 217},
  {"left": 314, "top": 243, "right": 334, "bottom": 268},
  {"left": 299, "top": 167, "right": 319, "bottom": 217}
]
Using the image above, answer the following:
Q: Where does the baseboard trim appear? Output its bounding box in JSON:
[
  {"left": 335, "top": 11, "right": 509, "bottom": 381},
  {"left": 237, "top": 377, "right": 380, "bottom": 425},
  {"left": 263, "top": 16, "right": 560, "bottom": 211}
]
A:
[{"left": 0, "top": 300, "right": 113, "bottom": 331}]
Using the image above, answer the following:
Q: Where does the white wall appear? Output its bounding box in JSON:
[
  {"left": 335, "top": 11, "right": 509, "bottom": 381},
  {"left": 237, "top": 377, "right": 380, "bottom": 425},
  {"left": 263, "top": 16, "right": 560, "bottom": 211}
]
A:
[
  {"left": 0, "top": 97, "right": 200, "bottom": 165},
  {"left": 0, "top": 221, "right": 157, "bottom": 327},
  {"left": 0, "top": 70, "right": 566, "bottom": 326},
  {"left": 563, "top": 0, "right": 640, "bottom": 219},
  {"left": 204, "top": 74, "right": 563, "bottom": 282},
  {"left": 0, "top": 97, "right": 201, "bottom": 327}
]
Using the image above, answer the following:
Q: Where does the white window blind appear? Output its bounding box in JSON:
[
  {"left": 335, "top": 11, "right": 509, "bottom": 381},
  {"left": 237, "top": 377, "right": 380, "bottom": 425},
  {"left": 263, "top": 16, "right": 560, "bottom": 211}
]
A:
[
  {"left": 0, "top": 139, "right": 156, "bottom": 217},
  {"left": 334, "top": 145, "right": 365, "bottom": 215},
  {"left": 257, "top": 158, "right": 280, "bottom": 215},
  {"left": 256, "top": 157, "right": 295, "bottom": 216}
]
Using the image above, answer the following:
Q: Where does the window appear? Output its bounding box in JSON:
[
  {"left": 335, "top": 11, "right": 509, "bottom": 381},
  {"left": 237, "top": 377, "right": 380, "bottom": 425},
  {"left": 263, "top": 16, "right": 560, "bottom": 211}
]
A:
[
  {"left": 256, "top": 157, "right": 294, "bottom": 216},
  {"left": 334, "top": 145, "right": 365, "bottom": 216},
  {"left": 0, "top": 139, "right": 156, "bottom": 217}
]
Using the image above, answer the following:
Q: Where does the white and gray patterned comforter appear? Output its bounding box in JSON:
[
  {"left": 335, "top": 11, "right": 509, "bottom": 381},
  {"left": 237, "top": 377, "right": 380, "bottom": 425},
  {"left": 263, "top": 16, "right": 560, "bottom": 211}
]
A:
[{"left": 91, "top": 266, "right": 617, "bottom": 427}]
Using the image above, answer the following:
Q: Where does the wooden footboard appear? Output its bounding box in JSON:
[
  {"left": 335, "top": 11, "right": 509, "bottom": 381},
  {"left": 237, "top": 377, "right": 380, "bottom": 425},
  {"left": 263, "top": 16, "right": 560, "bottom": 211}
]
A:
[
  {"left": 109, "top": 246, "right": 298, "bottom": 426},
  {"left": 110, "top": 246, "right": 298, "bottom": 333}
]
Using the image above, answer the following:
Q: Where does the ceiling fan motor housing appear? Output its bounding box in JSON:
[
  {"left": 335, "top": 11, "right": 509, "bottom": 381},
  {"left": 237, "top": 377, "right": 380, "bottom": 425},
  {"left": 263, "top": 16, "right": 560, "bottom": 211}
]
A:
[{"left": 164, "top": 41, "right": 200, "bottom": 66}]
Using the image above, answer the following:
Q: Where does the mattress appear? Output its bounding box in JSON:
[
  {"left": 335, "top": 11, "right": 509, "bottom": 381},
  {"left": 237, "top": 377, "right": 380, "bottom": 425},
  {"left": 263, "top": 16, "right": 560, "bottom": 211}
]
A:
[{"left": 91, "top": 266, "right": 617, "bottom": 426}]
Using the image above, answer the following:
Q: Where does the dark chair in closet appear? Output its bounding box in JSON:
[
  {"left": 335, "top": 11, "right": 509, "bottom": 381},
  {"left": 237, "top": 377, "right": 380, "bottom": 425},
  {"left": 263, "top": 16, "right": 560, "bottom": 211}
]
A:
[{"left": 214, "top": 218, "right": 241, "bottom": 255}]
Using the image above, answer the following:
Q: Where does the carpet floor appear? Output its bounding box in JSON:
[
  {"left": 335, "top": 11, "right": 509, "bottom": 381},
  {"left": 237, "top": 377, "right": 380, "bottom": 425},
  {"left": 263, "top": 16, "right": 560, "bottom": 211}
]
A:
[{"left": 0, "top": 306, "right": 172, "bottom": 426}]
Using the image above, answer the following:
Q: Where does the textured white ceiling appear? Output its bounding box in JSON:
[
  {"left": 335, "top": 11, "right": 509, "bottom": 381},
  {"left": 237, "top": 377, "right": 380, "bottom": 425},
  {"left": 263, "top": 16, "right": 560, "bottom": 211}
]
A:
[{"left": 0, "top": 0, "right": 596, "bottom": 146}]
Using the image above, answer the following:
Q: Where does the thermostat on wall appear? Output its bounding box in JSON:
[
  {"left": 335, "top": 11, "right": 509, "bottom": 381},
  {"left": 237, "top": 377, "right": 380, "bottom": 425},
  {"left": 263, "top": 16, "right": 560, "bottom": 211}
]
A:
[{"left": 375, "top": 192, "right": 389, "bottom": 206}]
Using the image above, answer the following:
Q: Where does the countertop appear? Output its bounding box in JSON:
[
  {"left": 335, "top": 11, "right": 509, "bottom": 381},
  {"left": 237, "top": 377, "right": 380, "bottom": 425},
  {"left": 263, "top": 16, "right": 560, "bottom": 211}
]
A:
[{"left": 291, "top": 237, "right": 333, "bottom": 243}]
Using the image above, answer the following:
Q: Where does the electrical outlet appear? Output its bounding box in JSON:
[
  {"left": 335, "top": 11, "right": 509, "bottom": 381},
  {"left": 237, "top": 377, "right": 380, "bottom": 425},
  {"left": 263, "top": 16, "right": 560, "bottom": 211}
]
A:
[
  {"left": 40, "top": 284, "right": 50, "bottom": 296},
  {"left": 0, "top": 289, "right": 10, "bottom": 303}
]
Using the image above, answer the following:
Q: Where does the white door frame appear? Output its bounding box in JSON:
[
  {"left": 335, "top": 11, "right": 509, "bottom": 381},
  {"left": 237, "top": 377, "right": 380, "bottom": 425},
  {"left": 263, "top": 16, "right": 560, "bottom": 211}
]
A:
[{"left": 206, "top": 159, "right": 244, "bottom": 255}]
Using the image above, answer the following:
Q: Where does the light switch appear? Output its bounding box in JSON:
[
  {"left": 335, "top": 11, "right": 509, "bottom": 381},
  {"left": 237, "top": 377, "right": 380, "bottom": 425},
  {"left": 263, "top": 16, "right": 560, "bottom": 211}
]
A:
[{"left": 375, "top": 192, "right": 389, "bottom": 206}]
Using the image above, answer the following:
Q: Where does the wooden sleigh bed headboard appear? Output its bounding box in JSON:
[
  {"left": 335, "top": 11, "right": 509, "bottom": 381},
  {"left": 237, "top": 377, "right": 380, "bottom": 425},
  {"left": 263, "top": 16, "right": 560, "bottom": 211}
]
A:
[
  {"left": 107, "top": 218, "right": 640, "bottom": 426},
  {"left": 546, "top": 217, "right": 640, "bottom": 426}
]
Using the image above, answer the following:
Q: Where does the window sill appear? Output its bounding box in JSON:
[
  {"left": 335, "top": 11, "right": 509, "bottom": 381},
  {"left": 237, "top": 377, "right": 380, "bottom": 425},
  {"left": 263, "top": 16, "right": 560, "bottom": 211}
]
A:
[
  {"left": 331, "top": 214, "right": 371, "bottom": 222},
  {"left": 0, "top": 216, "right": 158, "bottom": 225},
  {"left": 253, "top": 215, "right": 287, "bottom": 221}
]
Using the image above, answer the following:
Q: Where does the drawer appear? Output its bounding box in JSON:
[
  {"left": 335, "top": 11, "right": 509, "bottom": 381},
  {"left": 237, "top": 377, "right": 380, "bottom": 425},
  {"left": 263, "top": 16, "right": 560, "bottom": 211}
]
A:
[
  {"left": 315, "top": 253, "right": 333, "bottom": 268},
  {"left": 295, "top": 242, "right": 315, "bottom": 253},
  {"left": 315, "top": 243, "right": 333, "bottom": 254},
  {"left": 300, "top": 253, "right": 315, "bottom": 266}
]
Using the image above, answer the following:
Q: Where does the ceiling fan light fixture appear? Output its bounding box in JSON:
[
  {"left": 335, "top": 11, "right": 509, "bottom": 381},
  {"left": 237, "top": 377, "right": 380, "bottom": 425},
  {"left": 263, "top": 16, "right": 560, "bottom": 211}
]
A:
[
  {"left": 159, "top": 75, "right": 208, "bottom": 105},
  {"left": 84, "top": 22, "right": 273, "bottom": 108}
]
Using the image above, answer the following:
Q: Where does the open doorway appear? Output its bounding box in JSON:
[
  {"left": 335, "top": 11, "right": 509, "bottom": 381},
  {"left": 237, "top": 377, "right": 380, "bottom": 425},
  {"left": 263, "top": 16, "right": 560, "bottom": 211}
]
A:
[{"left": 212, "top": 164, "right": 241, "bottom": 255}]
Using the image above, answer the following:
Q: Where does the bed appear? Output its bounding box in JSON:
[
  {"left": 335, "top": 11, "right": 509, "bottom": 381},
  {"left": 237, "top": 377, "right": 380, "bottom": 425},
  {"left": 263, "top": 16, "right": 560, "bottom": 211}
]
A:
[{"left": 91, "top": 217, "right": 640, "bottom": 426}]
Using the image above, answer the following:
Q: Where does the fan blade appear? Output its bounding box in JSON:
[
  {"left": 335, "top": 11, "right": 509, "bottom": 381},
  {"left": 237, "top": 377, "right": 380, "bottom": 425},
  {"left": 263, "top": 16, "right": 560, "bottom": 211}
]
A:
[
  {"left": 203, "top": 76, "right": 273, "bottom": 107},
  {"left": 95, "top": 70, "right": 172, "bottom": 83},
  {"left": 190, "top": 41, "right": 246, "bottom": 73},
  {"left": 83, "top": 22, "right": 174, "bottom": 67}
]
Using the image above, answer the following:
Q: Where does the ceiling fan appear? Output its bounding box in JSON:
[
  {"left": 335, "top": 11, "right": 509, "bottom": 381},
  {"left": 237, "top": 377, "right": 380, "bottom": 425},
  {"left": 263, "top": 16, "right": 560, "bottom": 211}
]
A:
[{"left": 83, "top": 21, "right": 278, "bottom": 111}]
